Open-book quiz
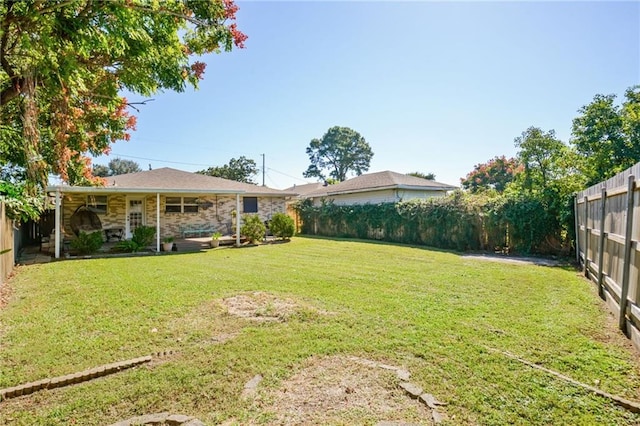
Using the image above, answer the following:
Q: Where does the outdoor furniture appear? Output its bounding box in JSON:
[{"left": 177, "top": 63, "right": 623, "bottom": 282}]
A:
[
  {"left": 103, "top": 227, "right": 124, "bottom": 242},
  {"left": 69, "top": 205, "right": 102, "bottom": 236},
  {"left": 180, "top": 224, "right": 215, "bottom": 238}
]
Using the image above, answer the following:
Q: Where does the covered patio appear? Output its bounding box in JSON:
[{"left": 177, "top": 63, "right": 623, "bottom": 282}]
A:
[{"left": 45, "top": 167, "right": 294, "bottom": 259}]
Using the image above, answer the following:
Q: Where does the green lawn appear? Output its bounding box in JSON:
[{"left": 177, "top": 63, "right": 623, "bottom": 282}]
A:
[{"left": 0, "top": 236, "right": 639, "bottom": 425}]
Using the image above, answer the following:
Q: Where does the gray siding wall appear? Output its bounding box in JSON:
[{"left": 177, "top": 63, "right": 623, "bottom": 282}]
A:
[{"left": 314, "top": 189, "right": 447, "bottom": 206}]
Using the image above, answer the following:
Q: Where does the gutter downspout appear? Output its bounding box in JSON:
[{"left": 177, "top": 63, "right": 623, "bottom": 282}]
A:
[
  {"left": 236, "top": 193, "right": 241, "bottom": 247},
  {"left": 54, "top": 190, "right": 61, "bottom": 259},
  {"left": 156, "top": 193, "right": 160, "bottom": 253}
]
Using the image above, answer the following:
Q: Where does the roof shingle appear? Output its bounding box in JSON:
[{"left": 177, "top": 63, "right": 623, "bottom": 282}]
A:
[{"left": 303, "top": 170, "right": 457, "bottom": 197}]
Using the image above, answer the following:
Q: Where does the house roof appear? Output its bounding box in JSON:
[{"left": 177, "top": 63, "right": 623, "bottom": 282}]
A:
[
  {"left": 283, "top": 182, "right": 326, "bottom": 197},
  {"left": 47, "top": 167, "right": 295, "bottom": 196},
  {"left": 304, "top": 170, "right": 457, "bottom": 197}
]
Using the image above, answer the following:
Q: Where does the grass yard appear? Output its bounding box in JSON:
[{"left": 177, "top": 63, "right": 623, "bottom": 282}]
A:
[{"left": 0, "top": 236, "right": 639, "bottom": 425}]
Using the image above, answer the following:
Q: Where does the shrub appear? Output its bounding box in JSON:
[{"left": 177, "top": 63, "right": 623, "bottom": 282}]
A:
[
  {"left": 269, "top": 213, "right": 295, "bottom": 239},
  {"left": 115, "top": 225, "right": 156, "bottom": 253},
  {"left": 241, "top": 214, "right": 266, "bottom": 244},
  {"left": 133, "top": 225, "right": 156, "bottom": 247},
  {"left": 70, "top": 231, "right": 103, "bottom": 255}
]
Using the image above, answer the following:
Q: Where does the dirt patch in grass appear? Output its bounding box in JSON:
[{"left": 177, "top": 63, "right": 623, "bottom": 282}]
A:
[
  {"left": 257, "top": 355, "right": 432, "bottom": 425},
  {"left": 169, "top": 292, "right": 328, "bottom": 348},
  {"left": 0, "top": 276, "right": 13, "bottom": 310},
  {"left": 220, "top": 291, "right": 323, "bottom": 322}
]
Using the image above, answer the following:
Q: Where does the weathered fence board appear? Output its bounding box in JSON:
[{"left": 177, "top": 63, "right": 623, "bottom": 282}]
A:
[
  {"left": 0, "top": 202, "right": 16, "bottom": 285},
  {"left": 576, "top": 163, "right": 640, "bottom": 351}
]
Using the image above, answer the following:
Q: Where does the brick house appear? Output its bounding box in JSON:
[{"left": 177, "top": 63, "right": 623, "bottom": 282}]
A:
[{"left": 46, "top": 168, "right": 295, "bottom": 258}]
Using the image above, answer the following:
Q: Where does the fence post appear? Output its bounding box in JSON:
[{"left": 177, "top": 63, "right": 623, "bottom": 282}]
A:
[
  {"left": 619, "top": 175, "right": 636, "bottom": 333},
  {"left": 574, "top": 195, "right": 580, "bottom": 264},
  {"left": 596, "top": 187, "right": 607, "bottom": 299},
  {"left": 584, "top": 196, "right": 589, "bottom": 277}
]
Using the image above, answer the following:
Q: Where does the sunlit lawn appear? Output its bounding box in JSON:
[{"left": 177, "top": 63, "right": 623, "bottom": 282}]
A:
[{"left": 0, "top": 236, "right": 639, "bottom": 425}]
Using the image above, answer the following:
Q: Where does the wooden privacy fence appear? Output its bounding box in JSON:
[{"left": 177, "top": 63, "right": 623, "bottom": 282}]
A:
[
  {"left": 0, "top": 202, "right": 16, "bottom": 285},
  {"left": 576, "top": 162, "right": 640, "bottom": 350}
]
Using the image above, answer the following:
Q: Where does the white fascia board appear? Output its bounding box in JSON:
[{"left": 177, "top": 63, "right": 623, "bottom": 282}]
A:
[
  {"left": 325, "top": 185, "right": 397, "bottom": 196},
  {"left": 396, "top": 184, "right": 457, "bottom": 191}
]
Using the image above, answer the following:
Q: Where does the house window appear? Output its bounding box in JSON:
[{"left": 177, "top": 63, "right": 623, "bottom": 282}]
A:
[
  {"left": 86, "top": 195, "right": 108, "bottom": 214},
  {"left": 165, "top": 197, "right": 182, "bottom": 213},
  {"left": 183, "top": 197, "right": 199, "bottom": 213},
  {"left": 165, "top": 196, "right": 200, "bottom": 214},
  {"left": 243, "top": 197, "right": 258, "bottom": 213}
]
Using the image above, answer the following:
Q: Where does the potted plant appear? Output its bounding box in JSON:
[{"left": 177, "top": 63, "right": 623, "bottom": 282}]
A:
[
  {"left": 162, "top": 236, "right": 175, "bottom": 252},
  {"left": 210, "top": 231, "right": 222, "bottom": 248}
]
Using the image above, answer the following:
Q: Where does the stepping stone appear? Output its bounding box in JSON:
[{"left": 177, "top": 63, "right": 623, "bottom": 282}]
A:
[
  {"left": 419, "top": 393, "right": 447, "bottom": 409},
  {"left": 241, "top": 374, "right": 263, "bottom": 398},
  {"left": 395, "top": 369, "right": 411, "bottom": 381},
  {"left": 398, "top": 382, "right": 423, "bottom": 399}
]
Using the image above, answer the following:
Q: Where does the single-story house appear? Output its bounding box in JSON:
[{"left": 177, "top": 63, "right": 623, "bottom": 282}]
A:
[
  {"left": 298, "top": 170, "right": 457, "bottom": 206},
  {"left": 46, "top": 167, "right": 295, "bottom": 258}
]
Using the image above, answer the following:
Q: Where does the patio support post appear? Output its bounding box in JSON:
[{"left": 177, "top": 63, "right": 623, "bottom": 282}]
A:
[
  {"left": 156, "top": 193, "right": 160, "bottom": 253},
  {"left": 54, "top": 189, "right": 61, "bottom": 259},
  {"left": 236, "top": 193, "right": 241, "bottom": 247}
]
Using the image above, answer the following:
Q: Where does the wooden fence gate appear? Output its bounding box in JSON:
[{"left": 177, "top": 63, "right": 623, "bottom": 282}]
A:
[{"left": 576, "top": 162, "right": 640, "bottom": 350}]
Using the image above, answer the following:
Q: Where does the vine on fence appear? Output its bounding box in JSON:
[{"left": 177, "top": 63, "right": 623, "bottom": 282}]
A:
[{"left": 295, "top": 192, "right": 568, "bottom": 255}]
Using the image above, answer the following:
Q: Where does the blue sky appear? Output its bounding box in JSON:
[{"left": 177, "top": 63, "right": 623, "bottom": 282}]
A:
[{"left": 98, "top": 1, "right": 640, "bottom": 189}]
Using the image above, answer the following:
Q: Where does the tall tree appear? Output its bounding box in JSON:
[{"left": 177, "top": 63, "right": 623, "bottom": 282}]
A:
[
  {"left": 197, "top": 156, "right": 258, "bottom": 184},
  {"left": 407, "top": 171, "right": 436, "bottom": 180},
  {"left": 571, "top": 86, "right": 640, "bottom": 186},
  {"left": 303, "top": 126, "right": 373, "bottom": 182},
  {"left": 461, "top": 156, "right": 520, "bottom": 193},
  {"left": 513, "top": 127, "right": 572, "bottom": 192},
  {"left": 93, "top": 158, "right": 141, "bottom": 177},
  {"left": 0, "top": 0, "right": 247, "bottom": 191}
]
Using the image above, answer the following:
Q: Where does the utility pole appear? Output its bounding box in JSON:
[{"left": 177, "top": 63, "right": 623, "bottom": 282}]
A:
[{"left": 261, "top": 153, "right": 265, "bottom": 186}]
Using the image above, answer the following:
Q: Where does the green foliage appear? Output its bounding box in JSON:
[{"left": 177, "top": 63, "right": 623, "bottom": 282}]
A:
[
  {"left": 70, "top": 231, "right": 103, "bottom": 255},
  {"left": 407, "top": 171, "right": 436, "bottom": 180},
  {"left": 93, "top": 158, "right": 142, "bottom": 177},
  {"left": 0, "top": 180, "right": 43, "bottom": 221},
  {"left": 241, "top": 214, "right": 266, "bottom": 243},
  {"left": 461, "top": 156, "right": 520, "bottom": 193},
  {"left": 269, "top": 212, "right": 295, "bottom": 239},
  {"left": 513, "top": 127, "right": 575, "bottom": 192},
  {"left": 303, "top": 126, "right": 374, "bottom": 182},
  {"left": 162, "top": 236, "right": 174, "bottom": 244},
  {"left": 571, "top": 86, "right": 640, "bottom": 186},
  {"left": 132, "top": 225, "right": 156, "bottom": 247},
  {"left": 211, "top": 231, "right": 223, "bottom": 240},
  {"left": 296, "top": 191, "right": 567, "bottom": 255},
  {"left": 0, "top": 0, "right": 246, "bottom": 189},
  {"left": 197, "top": 156, "right": 258, "bottom": 183},
  {"left": 115, "top": 225, "right": 156, "bottom": 253}
]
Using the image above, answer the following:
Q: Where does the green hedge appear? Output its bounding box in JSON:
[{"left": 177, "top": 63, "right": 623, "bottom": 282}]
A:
[{"left": 295, "top": 192, "right": 567, "bottom": 255}]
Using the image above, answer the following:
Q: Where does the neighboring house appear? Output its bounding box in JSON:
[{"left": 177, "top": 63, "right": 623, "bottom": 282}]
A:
[
  {"left": 300, "top": 170, "right": 457, "bottom": 206},
  {"left": 46, "top": 167, "right": 295, "bottom": 258},
  {"left": 283, "top": 182, "right": 327, "bottom": 230}
]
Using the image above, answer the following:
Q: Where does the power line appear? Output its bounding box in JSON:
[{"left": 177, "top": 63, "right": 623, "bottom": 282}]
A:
[
  {"left": 103, "top": 152, "right": 312, "bottom": 185},
  {"left": 266, "top": 167, "right": 310, "bottom": 183},
  {"left": 105, "top": 153, "right": 212, "bottom": 167}
]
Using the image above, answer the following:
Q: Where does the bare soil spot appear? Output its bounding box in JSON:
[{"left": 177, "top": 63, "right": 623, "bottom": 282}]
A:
[
  {"left": 257, "top": 355, "right": 432, "bottom": 425},
  {"left": 220, "top": 291, "right": 316, "bottom": 322},
  {"left": 0, "top": 278, "right": 13, "bottom": 310}
]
